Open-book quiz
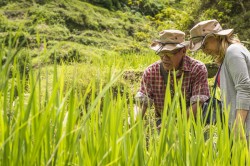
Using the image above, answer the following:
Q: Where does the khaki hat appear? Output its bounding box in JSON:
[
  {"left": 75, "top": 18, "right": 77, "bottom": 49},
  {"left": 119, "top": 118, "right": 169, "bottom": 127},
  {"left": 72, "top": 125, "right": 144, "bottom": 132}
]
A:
[
  {"left": 150, "top": 30, "right": 189, "bottom": 54},
  {"left": 189, "top": 19, "right": 234, "bottom": 51}
]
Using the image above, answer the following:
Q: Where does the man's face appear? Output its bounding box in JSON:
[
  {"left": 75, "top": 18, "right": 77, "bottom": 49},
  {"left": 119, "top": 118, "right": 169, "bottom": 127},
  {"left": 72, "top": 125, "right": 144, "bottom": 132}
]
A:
[{"left": 158, "top": 48, "right": 184, "bottom": 70}]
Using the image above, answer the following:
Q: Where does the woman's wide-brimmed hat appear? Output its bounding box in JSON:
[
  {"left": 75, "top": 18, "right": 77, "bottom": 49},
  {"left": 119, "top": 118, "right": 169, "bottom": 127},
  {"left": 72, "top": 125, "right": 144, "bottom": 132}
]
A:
[
  {"left": 189, "top": 19, "right": 234, "bottom": 51},
  {"left": 150, "top": 30, "right": 190, "bottom": 54}
]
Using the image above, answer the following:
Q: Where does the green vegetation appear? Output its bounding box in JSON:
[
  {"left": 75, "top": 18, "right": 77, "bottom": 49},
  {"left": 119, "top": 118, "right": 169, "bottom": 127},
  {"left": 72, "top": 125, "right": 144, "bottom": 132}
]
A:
[
  {"left": 0, "top": 42, "right": 249, "bottom": 165},
  {"left": 0, "top": 0, "right": 250, "bottom": 165}
]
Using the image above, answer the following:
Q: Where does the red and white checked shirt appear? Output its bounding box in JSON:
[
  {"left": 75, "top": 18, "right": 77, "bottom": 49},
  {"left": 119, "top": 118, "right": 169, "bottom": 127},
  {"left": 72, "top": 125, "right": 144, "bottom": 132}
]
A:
[{"left": 136, "top": 55, "right": 210, "bottom": 117}]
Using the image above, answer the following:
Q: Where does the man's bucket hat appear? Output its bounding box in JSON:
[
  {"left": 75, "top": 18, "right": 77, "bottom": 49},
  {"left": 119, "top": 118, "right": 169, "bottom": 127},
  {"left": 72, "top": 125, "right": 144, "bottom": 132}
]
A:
[{"left": 150, "top": 30, "right": 189, "bottom": 54}]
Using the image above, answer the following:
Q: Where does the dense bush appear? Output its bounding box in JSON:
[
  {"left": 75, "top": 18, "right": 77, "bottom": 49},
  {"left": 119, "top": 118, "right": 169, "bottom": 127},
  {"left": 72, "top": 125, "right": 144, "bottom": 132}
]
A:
[{"left": 83, "top": 0, "right": 166, "bottom": 16}]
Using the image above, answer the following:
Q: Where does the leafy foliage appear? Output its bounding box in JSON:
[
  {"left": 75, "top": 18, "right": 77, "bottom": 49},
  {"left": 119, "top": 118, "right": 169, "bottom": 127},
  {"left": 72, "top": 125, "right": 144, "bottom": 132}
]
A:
[
  {"left": 1, "top": 2, "right": 250, "bottom": 165},
  {"left": 83, "top": 0, "right": 166, "bottom": 15}
]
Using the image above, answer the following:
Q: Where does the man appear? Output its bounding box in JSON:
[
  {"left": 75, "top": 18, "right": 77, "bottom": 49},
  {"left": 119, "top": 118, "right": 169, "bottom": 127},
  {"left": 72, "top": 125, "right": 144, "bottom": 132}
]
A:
[{"left": 134, "top": 30, "right": 210, "bottom": 126}]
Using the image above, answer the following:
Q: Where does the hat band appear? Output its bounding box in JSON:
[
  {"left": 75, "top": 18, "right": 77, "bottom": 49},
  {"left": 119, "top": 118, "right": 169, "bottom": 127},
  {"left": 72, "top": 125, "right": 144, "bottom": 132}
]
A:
[
  {"left": 155, "top": 42, "right": 184, "bottom": 55},
  {"left": 156, "top": 41, "right": 181, "bottom": 45},
  {"left": 155, "top": 44, "right": 165, "bottom": 55},
  {"left": 190, "top": 30, "right": 224, "bottom": 40},
  {"left": 190, "top": 36, "right": 205, "bottom": 40}
]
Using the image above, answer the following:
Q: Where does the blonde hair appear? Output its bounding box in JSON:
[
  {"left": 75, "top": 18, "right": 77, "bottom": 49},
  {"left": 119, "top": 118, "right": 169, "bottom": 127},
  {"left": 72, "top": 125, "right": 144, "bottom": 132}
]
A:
[{"left": 215, "top": 35, "right": 241, "bottom": 64}]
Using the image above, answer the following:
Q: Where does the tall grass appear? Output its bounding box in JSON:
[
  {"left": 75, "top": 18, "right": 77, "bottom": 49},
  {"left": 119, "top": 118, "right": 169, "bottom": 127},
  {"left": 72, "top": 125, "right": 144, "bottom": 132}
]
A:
[{"left": 0, "top": 40, "right": 249, "bottom": 166}]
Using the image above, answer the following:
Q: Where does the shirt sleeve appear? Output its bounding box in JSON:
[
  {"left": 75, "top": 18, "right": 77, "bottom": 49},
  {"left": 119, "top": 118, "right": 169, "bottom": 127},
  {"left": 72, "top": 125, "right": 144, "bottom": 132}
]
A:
[
  {"left": 226, "top": 48, "right": 250, "bottom": 110},
  {"left": 135, "top": 69, "right": 154, "bottom": 105},
  {"left": 190, "top": 64, "right": 210, "bottom": 104}
]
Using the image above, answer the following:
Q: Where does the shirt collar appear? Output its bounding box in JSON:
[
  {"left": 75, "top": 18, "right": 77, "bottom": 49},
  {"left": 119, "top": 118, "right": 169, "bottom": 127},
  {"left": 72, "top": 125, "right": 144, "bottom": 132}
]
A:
[
  {"left": 158, "top": 55, "right": 192, "bottom": 74},
  {"left": 180, "top": 56, "right": 192, "bottom": 72}
]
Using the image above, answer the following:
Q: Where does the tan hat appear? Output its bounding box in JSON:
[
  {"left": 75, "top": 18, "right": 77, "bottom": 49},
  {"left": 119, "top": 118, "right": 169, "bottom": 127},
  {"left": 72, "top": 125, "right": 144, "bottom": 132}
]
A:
[
  {"left": 189, "top": 19, "right": 234, "bottom": 51},
  {"left": 150, "top": 30, "right": 189, "bottom": 54}
]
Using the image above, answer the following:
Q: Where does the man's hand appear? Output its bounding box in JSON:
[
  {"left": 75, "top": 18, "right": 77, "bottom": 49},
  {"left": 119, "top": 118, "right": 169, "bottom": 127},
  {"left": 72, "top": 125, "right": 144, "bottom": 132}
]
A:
[
  {"left": 128, "top": 105, "right": 140, "bottom": 125},
  {"left": 133, "top": 105, "right": 140, "bottom": 120},
  {"left": 234, "top": 109, "right": 248, "bottom": 139},
  {"left": 187, "top": 102, "right": 202, "bottom": 119}
]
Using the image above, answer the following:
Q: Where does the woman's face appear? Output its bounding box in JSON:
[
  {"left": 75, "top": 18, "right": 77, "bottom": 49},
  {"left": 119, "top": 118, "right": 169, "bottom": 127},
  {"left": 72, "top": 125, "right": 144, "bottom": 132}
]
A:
[
  {"left": 201, "top": 36, "right": 219, "bottom": 56},
  {"left": 159, "top": 48, "right": 185, "bottom": 71}
]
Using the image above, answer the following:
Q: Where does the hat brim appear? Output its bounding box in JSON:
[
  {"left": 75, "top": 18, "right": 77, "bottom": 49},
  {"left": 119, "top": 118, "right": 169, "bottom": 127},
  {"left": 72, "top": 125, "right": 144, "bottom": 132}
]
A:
[
  {"left": 189, "top": 41, "right": 202, "bottom": 51},
  {"left": 150, "top": 41, "right": 190, "bottom": 53},
  {"left": 214, "top": 29, "right": 234, "bottom": 36},
  {"left": 189, "top": 29, "right": 234, "bottom": 51}
]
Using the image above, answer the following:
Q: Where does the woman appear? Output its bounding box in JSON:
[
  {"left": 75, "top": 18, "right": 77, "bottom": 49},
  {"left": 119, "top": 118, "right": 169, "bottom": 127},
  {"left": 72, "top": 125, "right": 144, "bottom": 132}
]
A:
[{"left": 189, "top": 19, "right": 250, "bottom": 140}]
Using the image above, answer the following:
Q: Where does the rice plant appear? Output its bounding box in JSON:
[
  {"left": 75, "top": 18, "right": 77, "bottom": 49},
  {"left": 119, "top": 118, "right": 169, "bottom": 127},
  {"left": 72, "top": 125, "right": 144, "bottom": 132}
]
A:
[{"left": 0, "top": 37, "right": 249, "bottom": 166}]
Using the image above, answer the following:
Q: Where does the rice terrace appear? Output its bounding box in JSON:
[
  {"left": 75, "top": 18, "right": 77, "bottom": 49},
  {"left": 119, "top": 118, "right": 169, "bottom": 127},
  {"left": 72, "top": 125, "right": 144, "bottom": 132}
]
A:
[{"left": 0, "top": 0, "right": 250, "bottom": 165}]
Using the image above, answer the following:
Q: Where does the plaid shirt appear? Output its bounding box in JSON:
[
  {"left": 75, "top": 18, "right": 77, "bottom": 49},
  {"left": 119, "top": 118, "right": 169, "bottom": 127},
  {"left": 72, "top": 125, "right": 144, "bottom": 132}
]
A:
[{"left": 136, "top": 55, "right": 210, "bottom": 117}]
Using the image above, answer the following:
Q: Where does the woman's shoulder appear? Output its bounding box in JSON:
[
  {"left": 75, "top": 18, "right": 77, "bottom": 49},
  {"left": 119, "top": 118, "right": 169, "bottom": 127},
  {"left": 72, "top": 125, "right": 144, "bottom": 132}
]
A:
[
  {"left": 225, "top": 43, "right": 250, "bottom": 66},
  {"left": 225, "top": 43, "right": 246, "bottom": 59},
  {"left": 227, "top": 43, "right": 243, "bottom": 53}
]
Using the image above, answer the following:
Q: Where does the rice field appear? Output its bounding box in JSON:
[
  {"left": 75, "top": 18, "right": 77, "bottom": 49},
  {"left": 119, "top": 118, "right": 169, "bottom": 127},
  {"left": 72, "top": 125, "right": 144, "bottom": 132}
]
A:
[{"left": 0, "top": 40, "right": 249, "bottom": 166}]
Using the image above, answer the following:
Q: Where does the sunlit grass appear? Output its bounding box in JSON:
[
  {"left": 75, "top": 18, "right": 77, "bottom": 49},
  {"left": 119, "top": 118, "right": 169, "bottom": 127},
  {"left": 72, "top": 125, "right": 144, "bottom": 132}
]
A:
[
  {"left": 0, "top": 36, "right": 249, "bottom": 165},
  {"left": 1, "top": 60, "right": 249, "bottom": 165}
]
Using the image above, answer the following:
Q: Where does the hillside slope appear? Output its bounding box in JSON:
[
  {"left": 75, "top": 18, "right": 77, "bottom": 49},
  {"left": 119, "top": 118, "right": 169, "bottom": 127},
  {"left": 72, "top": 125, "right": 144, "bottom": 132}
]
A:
[
  {"left": 1, "top": 0, "right": 249, "bottom": 66},
  {"left": 0, "top": 0, "right": 159, "bottom": 66}
]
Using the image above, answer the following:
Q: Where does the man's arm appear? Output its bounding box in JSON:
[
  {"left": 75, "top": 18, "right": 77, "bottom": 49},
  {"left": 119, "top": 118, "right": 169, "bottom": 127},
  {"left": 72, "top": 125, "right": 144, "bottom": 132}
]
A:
[
  {"left": 134, "top": 91, "right": 152, "bottom": 118},
  {"left": 189, "top": 63, "right": 210, "bottom": 118},
  {"left": 187, "top": 101, "right": 202, "bottom": 119},
  {"left": 134, "top": 67, "right": 154, "bottom": 119}
]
